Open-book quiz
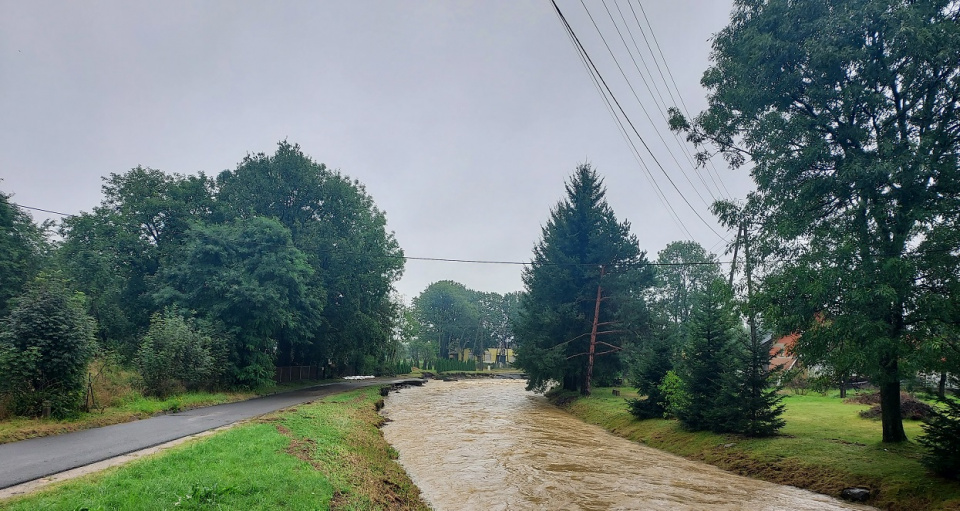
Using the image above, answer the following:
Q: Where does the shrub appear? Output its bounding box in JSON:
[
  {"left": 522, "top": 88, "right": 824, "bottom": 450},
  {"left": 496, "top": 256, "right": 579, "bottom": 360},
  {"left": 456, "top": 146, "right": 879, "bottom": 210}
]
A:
[
  {"left": 919, "top": 398, "right": 960, "bottom": 479},
  {"left": 782, "top": 368, "right": 810, "bottom": 395},
  {"left": 137, "top": 309, "right": 223, "bottom": 398},
  {"left": 0, "top": 275, "right": 96, "bottom": 418},
  {"left": 658, "top": 370, "right": 690, "bottom": 420}
]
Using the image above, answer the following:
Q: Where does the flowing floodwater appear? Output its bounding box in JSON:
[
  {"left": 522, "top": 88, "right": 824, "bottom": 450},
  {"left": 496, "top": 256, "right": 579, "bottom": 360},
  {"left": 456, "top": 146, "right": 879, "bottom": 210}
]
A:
[{"left": 380, "top": 379, "right": 874, "bottom": 511}]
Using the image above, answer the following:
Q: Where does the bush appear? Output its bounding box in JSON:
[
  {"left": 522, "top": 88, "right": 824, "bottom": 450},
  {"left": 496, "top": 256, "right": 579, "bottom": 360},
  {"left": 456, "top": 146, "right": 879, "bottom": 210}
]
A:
[
  {"left": 658, "top": 370, "right": 690, "bottom": 420},
  {"left": 782, "top": 368, "right": 810, "bottom": 395},
  {"left": 0, "top": 275, "right": 96, "bottom": 418},
  {"left": 137, "top": 309, "right": 224, "bottom": 398},
  {"left": 919, "top": 398, "right": 960, "bottom": 479}
]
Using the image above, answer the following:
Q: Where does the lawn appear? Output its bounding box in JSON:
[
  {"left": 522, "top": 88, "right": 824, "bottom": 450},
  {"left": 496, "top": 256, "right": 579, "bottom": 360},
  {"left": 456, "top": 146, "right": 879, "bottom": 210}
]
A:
[
  {"left": 0, "top": 386, "right": 428, "bottom": 511},
  {"left": 560, "top": 388, "right": 960, "bottom": 511}
]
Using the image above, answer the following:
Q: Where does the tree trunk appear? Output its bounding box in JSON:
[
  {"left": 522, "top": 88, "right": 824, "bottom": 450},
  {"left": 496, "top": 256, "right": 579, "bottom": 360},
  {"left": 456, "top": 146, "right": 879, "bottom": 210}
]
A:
[
  {"left": 583, "top": 274, "right": 603, "bottom": 397},
  {"left": 879, "top": 355, "right": 907, "bottom": 443},
  {"left": 939, "top": 371, "right": 947, "bottom": 400}
]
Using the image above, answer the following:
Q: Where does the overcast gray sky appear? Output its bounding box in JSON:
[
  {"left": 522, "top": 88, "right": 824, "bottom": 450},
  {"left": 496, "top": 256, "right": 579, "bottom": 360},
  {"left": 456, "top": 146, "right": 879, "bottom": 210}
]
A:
[{"left": 1, "top": 0, "right": 749, "bottom": 301}]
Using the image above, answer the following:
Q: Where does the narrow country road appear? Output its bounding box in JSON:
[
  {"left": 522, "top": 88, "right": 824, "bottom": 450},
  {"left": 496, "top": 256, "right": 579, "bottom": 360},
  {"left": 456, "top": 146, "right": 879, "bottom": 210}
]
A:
[{"left": 0, "top": 378, "right": 420, "bottom": 490}]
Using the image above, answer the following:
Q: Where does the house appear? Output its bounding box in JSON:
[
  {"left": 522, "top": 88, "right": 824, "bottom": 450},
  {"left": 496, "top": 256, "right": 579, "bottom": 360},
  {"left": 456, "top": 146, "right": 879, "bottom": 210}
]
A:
[
  {"left": 457, "top": 347, "right": 516, "bottom": 367},
  {"left": 769, "top": 333, "right": 800, "bottom": 372}
]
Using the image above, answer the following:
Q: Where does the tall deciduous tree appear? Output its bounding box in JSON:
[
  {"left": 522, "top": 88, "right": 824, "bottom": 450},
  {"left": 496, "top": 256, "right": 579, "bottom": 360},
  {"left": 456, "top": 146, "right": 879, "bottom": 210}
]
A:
[
  {"left": 155, "top": 217, "right": 321, "bottom": 387},
  {"left": 57, "top": 168, "right": 215, "bottom": 354},
  {"left": 651, "top": 241, "right": 721, "bottom": 327},
  {"left": 217, "top": 142, "right": 404, "bottom": 373},
  {"left": 514, "top": 165, "right": 652, "bottom": 395},
  {"left": 0, "top": 191, "right": 47, "bottom": 315},
  {"left": 675, "top": 0, "right": 960, "bottom": 443},
  {"left": 413, "top": 280, "right": 479, "bottom": 360}
]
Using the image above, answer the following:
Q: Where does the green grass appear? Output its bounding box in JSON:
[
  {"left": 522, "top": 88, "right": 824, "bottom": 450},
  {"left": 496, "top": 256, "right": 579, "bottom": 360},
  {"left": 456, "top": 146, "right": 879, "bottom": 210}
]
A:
[
  {"left": 0, "top": 379, "right": 333, "bottom": 445},
  {"left": 559, "top": 388, "right": 960, "bottom": 511},
  {"left": 0, "top": 386, "right": 428, "bottom": 511}
]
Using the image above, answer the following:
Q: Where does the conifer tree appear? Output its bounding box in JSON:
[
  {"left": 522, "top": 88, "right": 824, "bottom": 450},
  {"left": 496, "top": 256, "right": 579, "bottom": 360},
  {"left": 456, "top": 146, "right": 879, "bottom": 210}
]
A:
[
  {"left": 672, "top": 279, "right": 742, "bottom": 431},
  {"left": 514, "top": 164, "right": 652, "bottom": 395}
]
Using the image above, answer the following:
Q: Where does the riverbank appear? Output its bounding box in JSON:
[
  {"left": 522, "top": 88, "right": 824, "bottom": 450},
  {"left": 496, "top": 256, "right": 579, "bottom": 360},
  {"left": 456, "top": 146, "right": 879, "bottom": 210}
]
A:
[
  {"left": 553, "top": 388, "right": 960, "bottom": 511},
  {"left": 0, "top": 379, "right": 335, "bottom": 445},
  {"left": 0, "top": 386, "right": 429, "bottom": 510}
]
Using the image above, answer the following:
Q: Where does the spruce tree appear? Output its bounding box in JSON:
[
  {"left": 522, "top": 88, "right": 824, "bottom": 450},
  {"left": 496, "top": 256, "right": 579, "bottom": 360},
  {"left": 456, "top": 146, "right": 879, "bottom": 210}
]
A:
[
  {"left": 673, "top": 279, "right": 742, "bottom": 431},
  {"left": 732, "top": 330, "right": 786, "bottom": 436},
  {"left": 514, "top": 164, "right": 652, "bottom": 395}
]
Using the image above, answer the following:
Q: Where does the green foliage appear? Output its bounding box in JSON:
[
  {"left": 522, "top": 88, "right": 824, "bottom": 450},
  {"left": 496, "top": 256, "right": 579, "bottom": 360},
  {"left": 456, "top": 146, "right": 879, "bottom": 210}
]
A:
[
  {"left": 656, "top": 370, "right": 689, "bottom": 419},
  {"left": 156, "top": 217, "right": 319, "bottom": 388},
  {"left": 54, "top": 142, "right": 404, "bottom": 387},
  {"left": 726, "top": 333, "right": 786, "bottom": 437},
  {"left": 626, "top": 322, "right": 676, "bottom": 419},
  {"left": 919, "top": 398, "right": 960, "bottom": 479},
  {"left": 57, "top": 168, "right": 216, "bottom": 355},
  {"left": 679, "top": 0, "right": 960, "bottom": 443},
  {"left": 217, "top": 141, "right": 404, "bottom": 373},
  {"left": 411, "top": 282, "right": 519, "bottom": 369},
  {"left": 670, "top": 280, "right": 741, "bottom": 431},
  {"left": 663, "top": 279, "right": 783, "bottom": 436},
  {"left": 649, "top": 241, "right": 721, "bottom": 327},
  {"left": 0, "top": 275, "right": 96, "bottom": 418},
  {"left": 514, "top": 164, "right": 653, "bottom": 395},
  {"left": 0, "top": 191, "right": 48, "bottom": 315},
  {"left": 393, "top": 360, "right": 413, "bottom": 375},
  {"left": 136, "top": 309, "right": 225, "bottom": 398}
]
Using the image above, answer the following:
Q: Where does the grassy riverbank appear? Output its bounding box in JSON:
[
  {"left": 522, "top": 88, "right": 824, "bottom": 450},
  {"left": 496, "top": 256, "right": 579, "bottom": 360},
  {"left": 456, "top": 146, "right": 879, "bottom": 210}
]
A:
[
  {"left": 0, "top": 379, "right": 332, "bottom": 445},
  {"left": 0, "top": 386, "right": 428, "bottom": 510},
  {"left": 555, "top": 388, "right": 960, "bottom": 511}
]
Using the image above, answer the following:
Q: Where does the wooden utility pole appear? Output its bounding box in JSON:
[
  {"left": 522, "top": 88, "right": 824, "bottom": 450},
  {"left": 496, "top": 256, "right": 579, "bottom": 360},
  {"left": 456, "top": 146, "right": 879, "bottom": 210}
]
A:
[
  {"left": 743, "top": 220, "right": 758, "bottom": 352},
  {"left": 584, "top": 265, "right": 605, "bottom": 397},
  {"left": 729, "top": 223, "right": 743, "bottom": 288}
]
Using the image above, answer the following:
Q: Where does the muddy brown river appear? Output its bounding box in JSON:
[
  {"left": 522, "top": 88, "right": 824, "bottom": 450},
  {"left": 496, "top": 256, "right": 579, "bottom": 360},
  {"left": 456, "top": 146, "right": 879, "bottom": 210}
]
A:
[{"left": 380, "top": 379, "right": 874, "bottom": 511}]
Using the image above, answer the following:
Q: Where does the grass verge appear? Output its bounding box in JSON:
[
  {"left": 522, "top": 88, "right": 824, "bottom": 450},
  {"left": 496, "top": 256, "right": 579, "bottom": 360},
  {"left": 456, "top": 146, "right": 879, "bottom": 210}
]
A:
[
  {"left": 0, "top": 379, "right": 332, "bottom": 445},
  {"left": 555, "top": 388, "right": 960, "bottom": 511},
  {"left": 0, "top": 386, "right": 428, "bottom": 510}
]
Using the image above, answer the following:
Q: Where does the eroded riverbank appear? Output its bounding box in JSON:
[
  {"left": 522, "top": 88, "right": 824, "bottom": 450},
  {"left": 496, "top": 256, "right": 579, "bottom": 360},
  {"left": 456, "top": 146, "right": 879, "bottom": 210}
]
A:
[{"left": 381, "top": 379, "right": 873, "bottom": 511}]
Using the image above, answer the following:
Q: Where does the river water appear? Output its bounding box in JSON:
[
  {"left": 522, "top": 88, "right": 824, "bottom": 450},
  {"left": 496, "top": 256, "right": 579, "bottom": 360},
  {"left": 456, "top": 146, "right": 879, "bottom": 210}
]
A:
[{"left": 380, "top": 379, "right": 874, "bottom": 511}]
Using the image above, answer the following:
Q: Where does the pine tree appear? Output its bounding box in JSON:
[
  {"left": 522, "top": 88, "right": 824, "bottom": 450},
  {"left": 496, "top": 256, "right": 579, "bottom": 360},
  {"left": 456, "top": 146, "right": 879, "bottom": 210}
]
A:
[
  {"left": 919, "top": 397, "right": 960, "bottom": 479},
  {"left": 514, "top": 164, "right": 652, "bottom": 395},
  {"left": 672, "top": 279, "right": 742, "bottom": 431},
  {"left": 732, "top": 331, "right": 786, "bottom": 437}
]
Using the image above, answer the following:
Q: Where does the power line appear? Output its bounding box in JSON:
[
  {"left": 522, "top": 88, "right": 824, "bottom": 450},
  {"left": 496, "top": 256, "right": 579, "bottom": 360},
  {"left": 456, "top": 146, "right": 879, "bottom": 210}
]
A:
[
  {"left": 10, "top": 203, "right": 74, "bottom": 217},
  {"left": 553, "top": 0, "right": 695, "bottom": 239},
  {"left": 608, "top": 0, "right": 724, "bottom": 201},
  {"left": 551, "top": 0, "right": 729, "bottom": 242},
  {"left": 404, "top": 255, "right": 728, "bottom": 267},
  {"left": 580, "top": 0, "right": 713, "bottom": 209},
  {"left": 632, "top": 1, "right": 734, "bottom": 199}
]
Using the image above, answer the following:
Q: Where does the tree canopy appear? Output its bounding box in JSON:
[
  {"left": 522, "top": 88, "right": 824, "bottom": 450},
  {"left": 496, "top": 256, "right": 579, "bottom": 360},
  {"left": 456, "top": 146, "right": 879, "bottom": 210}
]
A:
[
  {"left": 53, "top": 141, "right": 405, "bottom": 385},
  {"left": 676, "top": 0, "right": 960, "bottom": 442}
]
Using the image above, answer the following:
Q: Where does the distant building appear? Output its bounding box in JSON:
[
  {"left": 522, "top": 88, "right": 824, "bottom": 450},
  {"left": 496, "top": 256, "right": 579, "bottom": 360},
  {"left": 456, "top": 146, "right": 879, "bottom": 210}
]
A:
[
  {"left": 458, "top": 347, "right": 515, "bottom": 368},
  {"left": 769, "top": 333, "right": 800, "bottom": 372}
]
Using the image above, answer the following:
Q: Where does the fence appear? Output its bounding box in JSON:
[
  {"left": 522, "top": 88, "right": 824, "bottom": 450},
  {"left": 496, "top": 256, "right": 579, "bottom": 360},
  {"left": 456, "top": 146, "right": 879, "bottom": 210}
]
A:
[{"left": 274, "top": 365, "right": 320, "bottom": 383}]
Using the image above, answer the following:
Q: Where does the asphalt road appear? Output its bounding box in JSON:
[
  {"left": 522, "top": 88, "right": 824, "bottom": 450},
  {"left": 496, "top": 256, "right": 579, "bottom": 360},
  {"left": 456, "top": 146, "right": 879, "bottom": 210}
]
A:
[{"left": 0, "top": 378, "right": 421, "bottom": 489}]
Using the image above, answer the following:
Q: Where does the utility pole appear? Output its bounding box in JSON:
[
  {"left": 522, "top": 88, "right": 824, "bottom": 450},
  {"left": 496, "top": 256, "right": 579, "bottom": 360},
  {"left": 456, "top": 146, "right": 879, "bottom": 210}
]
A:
[
  {"left": 584, "top": 265, "right": 605, "bottom": 397},
  {"left": 729, "top": 223, "right": 743, "bottom": 288}
]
